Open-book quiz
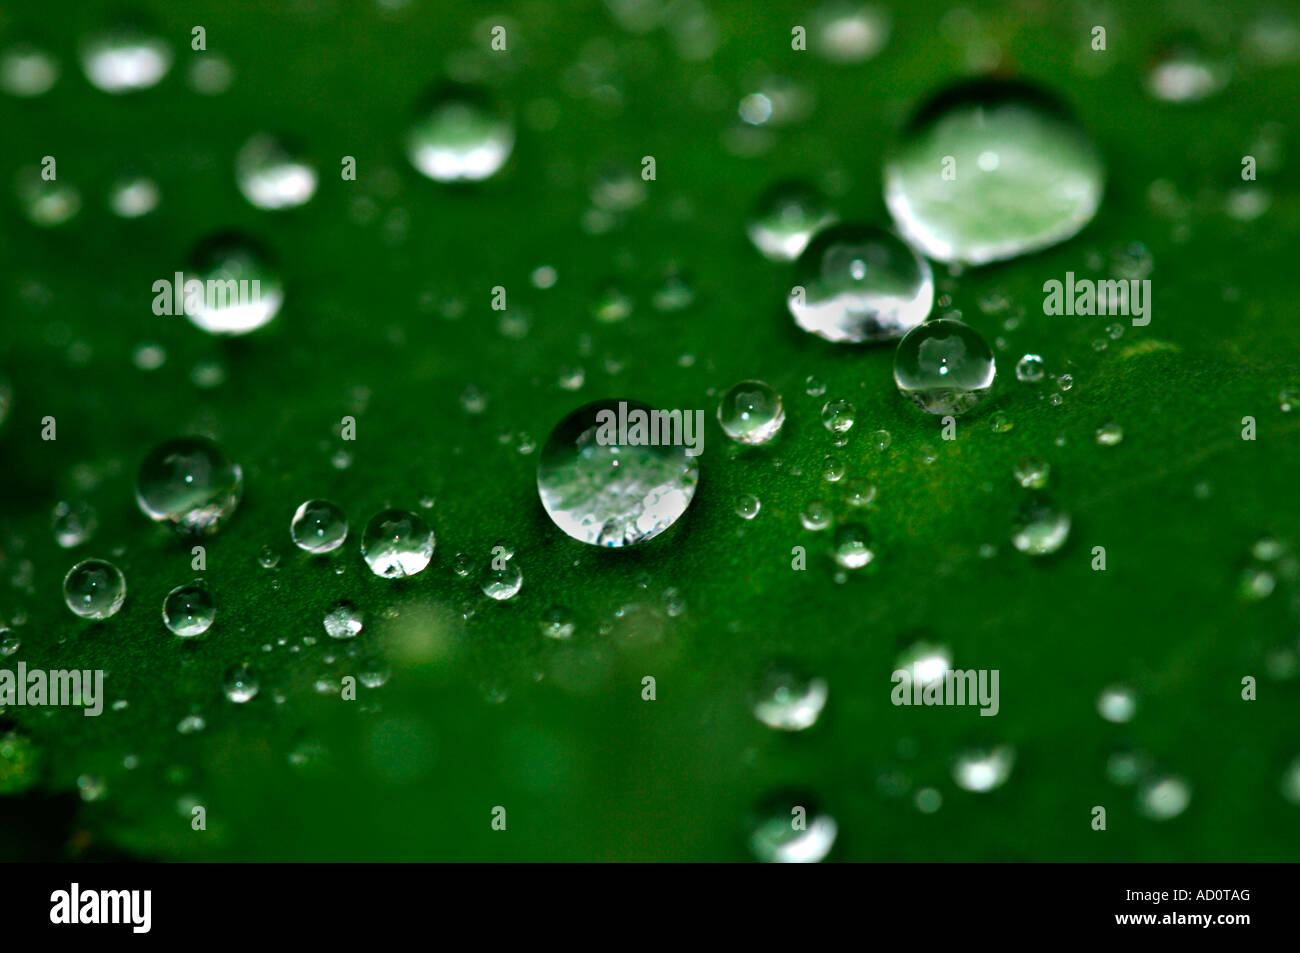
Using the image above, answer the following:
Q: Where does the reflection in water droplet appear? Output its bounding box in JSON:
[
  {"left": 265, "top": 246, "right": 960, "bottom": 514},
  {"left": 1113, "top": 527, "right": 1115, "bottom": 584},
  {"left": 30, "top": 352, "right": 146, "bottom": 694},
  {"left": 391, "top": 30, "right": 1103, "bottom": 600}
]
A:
[
  {"left": 747, "top": 793, "right": 838, "bottom": 862},
  {"left": 749, "top": 664, "right": 829, "bottom": 731},
  {"left": 1011, "top": 497, "right": 1071, "bottom": 555},
  {"left": 63, "top": 559, "right": 126, "bottom": 620},
  {"left": 81, "top": 27, "right": 172, "bottom": 94},
  {"left": 406, "top": 85, "right": 514, "bottom": 183},
  {"left": 163, "top": 584, "right": 215, "bottom": 637},
  {"left": 182, "top": 235, "right": 284, "bottom": 336},
  {"left": 747, "top": 181, "right": 837, "bottom": 261},
  {"left": 894, "top": 318, "right": 996, "bottom": 415},
  {"left": 361, "top": 510, "right": 434, "bottom": 578},
  {"left": 290, "top": 499, "right": 348, "bottom": 554},
  {"left": 717, "top": 380, "right": 785, "bottom": 445},
  {"left": 136, "top": 436, "right": 243, "bottom": 535},
  {"left": 236, "top": 134, "right": 318, "bottom": 210},
  {"left": 952, "top": 745, "right": 1016, "bottom": 792}
]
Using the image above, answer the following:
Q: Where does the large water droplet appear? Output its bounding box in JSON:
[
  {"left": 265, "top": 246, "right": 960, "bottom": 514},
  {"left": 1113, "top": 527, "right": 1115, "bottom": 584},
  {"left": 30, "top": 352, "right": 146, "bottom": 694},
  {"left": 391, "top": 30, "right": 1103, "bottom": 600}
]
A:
[
  {"left": 790, "top": 223, "right": 934, "bottom": 343},
  {"left": 406, "top": 85, "right": 514, "bottom": 183},
  {"left": 163, "top": 584, "right": 215, "bottom": 637},
  {"left": 894, "top": 318, "right": 996, "bottom": 414},
  {"left": 361, "top": 509, "right": 434, "bottom": 578},
  {"left": 135, "top": 436, "right": 243, "bottom": 535},
  {"left": 884, "top": 79, "right": 1105, "bottom": 265},
  {"left": 537, "top": 400, "right": 699, "bottom": 547},
  {"left": 717, "top": 380, "right": 785, "bottom": 445},
  {"left": 63, "top": 559, "right": 126, "bottom": 620},
  {"left": 290, "top": 499, "right": 348, "bottom": 554}
]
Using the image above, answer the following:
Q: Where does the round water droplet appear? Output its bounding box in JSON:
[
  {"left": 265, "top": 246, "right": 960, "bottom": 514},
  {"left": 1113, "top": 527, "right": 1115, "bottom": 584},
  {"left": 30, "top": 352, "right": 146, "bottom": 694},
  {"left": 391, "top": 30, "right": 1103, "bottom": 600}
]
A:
[
  {"left": 747, "top": 793, "right": 838, "bottom": 863},
  {"left": 0, "top": 44, "right": 59, "bottom": 97},
  {"left": 1147, "top": 39, "right": 1228, "bottom": 103},
  {"left": 821, "top": 398, "right": 856, "bottom": 433},
  {"left": 894, "top": 318, "right": 996, "bottom": 415},
  {"left": 290, "top": 499, "right": 348, "bottom": 554},
  {"left": 52, "top": 501, "right": 98, "bottom": 548},
  {"left": 1095, "top": 420, "right": 1124, "bottom": 446},
  {"left": 1011, "top": 497, "right": 1071, "bottom": 555},
  {"left": 540, "top": 605, "right": 575, "bottom": 640},
  {"left": 750, "top": 664, "right": 829, "bottom": 731},
  {"left": 15, "top": 166, "right": 80, "bottom": 226},
  {"left": 63, "top": 559, "right": 126, "bottom": 620},
  {"left": 481, "top": 561, "right": 523, "bottom": 601},
  {"left": 1097, "top": 684, "right": 1137, "bottom": 723},
  {"left": 136, "top": 436, "right": 243, "bottom": 535},
  {"left": 812, "top": 1, "right": 890, "bottom": 64},
  {"left": 747, "top": 181, "right": 837, "bottom": 261},
  {"left": 406, "top": 85, "right": 514, "bottom": 183},
  {"left": 1013, "top": 456, "right": 1050, "bottom": 489},
  {"left": 800, "top": 501, "right": 832, "bottom": 531},
  {"left": 108, "top": 175, "right": 160, "bottom": 218},
  {"left": 537, "top": 400, "right": 699, "bottom": 547},
  {"left": 361, "top": 509, "right": 434, "bottom": 578},
  {"left": 236, "top": 133, "right": 318, "bottom": 210},
  {"left": 790, "top": 224, "right": 934, "bottom": 343},
  {"left": 832, "top": 522, "right": 875, "bottom": 569},
  {"left": 183, "top": 234, "right": 284, "bottom": 336},
  {"left": 81, "top": 26, "right": 171, "bottom": 94},
  {"left": 323, "top": 600, "right": 363, "bottom": 639},
  {"left": 952, "top": 745, "right": 1016, "bottom": 792},
  {"left": 222, "top": 664, "right": 259, "bottom": 703},
  {"left": 1015, "top": 353, "right": 1045, "bottom": 382},
  {"left": 735, "top": 494, "right": 761, "bottom": 520},
  {"left": 162, "top": 584, "right": 215, "bottom": 637},
  {"left": 1137, "top": 775, "right": 1191, "bottom": 820},
  {"left": 884, "top": 79, "right": 1105, "bottom": 265},
  {"left": 717, "top": 380, "right": 785, "bottom": 445}
]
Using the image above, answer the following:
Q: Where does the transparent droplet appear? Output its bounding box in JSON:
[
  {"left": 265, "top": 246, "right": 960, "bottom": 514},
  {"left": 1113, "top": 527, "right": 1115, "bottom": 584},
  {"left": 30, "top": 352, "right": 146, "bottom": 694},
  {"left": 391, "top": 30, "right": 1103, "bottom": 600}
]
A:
[
  {"left": 540, "top": 605, "right": 576, "bottom": 640},
  {"left": 952, "top": 745, "right": 1016, "bottom": 792},
  {"left": 746, "top": 181, "right": 837, "bottom": 261},
  {"left": 884, "top": 79, "right": 1105, "bottom": 265},
  {"left": 1015, "top": 353, "right": 1045, "bottom": 383},
  {"left": 222, "top": 664, "right": 259, "bottom": 703},
  {"left": 717, "top": 380, "right": 785, "bottom": 445},
  {"left": 81, "top": 26, "right": 171, "bottom": 94},
  {"left": 536, "top": 400, "right": 699, "bottom": 547},
  {"left": 800, "top": 501, "right": 833, "bottom": 531},
  {"left": 812, "top": 1, "right": 890, "bottom": 64},
  {"left": 790, "top": 224, "right": 934, "bottom": 343},
  {"left": 832, "top": 522, "right": 875, "bottom": 569},
  {"left": 162, "top": 584, "right": 215, "bottom": 637},
  {"left": 52, "top": 501, "right": 98, "bottom": 548},
  {"left": 361, "top": 509, "right": 434, "bottom": 578},
  {"left": 1097, "top": 684, "right": 1137, "bottom": 723},
  {"left": 894, "top": 318, "right": 996, "bottom": 415},
  {"left": 323, "top": 600, "right": 363, "bottom": 639},
  {"left": 735, "top": 494, "right": 761, "bottom": 520},
  {"left": 77, "top": 773, "right": 108, "bottom": 802},
  {"left": 1013, "top": 456, "right": 1050, "bottom": 489},
  {"left": 1147, "top": 39, "right": 1229, "bottom": 103},
  {"left": 406, "top": 85, "right": 514, "bottom": 183},
  {"left": 1137, "top": 775, "right": 1191, "bottom": 820},
  {"left": 290, "top": 499, "right": 348, "bottom": 554},
  {"left": 63, "top": 559, "right": 126, "bottom": 620},
  {"left": 749, "top": 664, "right": 829, "bottom": 731},
  {"left": 747, "top": 793, "right": 838, "bottom": 863},
  {"left": 0, "top": 44, "right": 59, "bottom": 97},
  {"left": 135, "top": 436, "right": 243, "bottom": 535},
  {"left": 481, "top": 560, "right": 524, "bottom": 600},
  {"left": 1095, "top": 420, "right": 1124, "bottom": 446},
  {"left": 989, "top": 410, "right": 1013, "bottom": 433},
  {"left": 108, "top": 175, "right": 160, "bottom": 218},
  {"left": 1011, "top": 497, "right": 1071, "bottom": 555},
  {"left": 821, "top": 398, "right": 856, "bottom": 433},
  {"left": 182, "top": 235, "right": 284, "bottom": 336},
  {"left": 236, "top": 133, "right": 318, "bottom": 210}
]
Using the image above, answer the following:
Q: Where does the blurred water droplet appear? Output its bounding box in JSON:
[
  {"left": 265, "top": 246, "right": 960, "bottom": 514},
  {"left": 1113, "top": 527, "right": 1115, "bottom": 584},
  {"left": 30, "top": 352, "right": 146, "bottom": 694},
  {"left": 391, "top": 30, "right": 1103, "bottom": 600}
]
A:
[
  {"left": 749, "top": 664, "right": 829, "bottom": 731},
  {"left": 1011, "top": 497, "right": 1071, "bottom": 556},
  {"left": 747, "top": 793, "right": 838, "bottom": 862},
  {"left": 1137, "top": 775, "right": 1191, "bottom": 819},
  {"left": 222, "top": 663, "right": 259, "bottom": 703},
  {"left": 81, "top": 26, "right": 171, "bottom": 94},
  {"left": 1097, "top": 684, "right": 1137, "bottom": 723},
  {"left": 406, "top": 85, "right": 514, "bottom": 183},
  {"left": 236, "top": 134, "right": 318, "bottom": 210},
  {"left": 952, "top": 745, "right": 1016, "bottom": 792}
]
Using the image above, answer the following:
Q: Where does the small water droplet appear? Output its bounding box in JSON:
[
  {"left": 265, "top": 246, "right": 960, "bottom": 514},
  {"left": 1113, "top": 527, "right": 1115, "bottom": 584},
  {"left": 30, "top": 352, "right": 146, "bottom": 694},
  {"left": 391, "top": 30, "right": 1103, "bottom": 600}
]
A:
[
  {"left": 406, "top": 85, "right": 514, "bottom": 183},
  {"left": 163, "top": 584, "right": 215, "bottom": 637},
  {"left": 1011, "top": 497, "right": 1071, "bottom": 556},
  {"left": 717, "top": 380, "right": 785, "bottom": 445},
  {"left": 952, "top": 745, "right": 1016, "bottom": 792},
  {"left": 236, "top": 133, "right": 318, "bottom": 210},
  {"left": 222, "top": 663, "right": 259, "bottom": 703},
  {"left": 747, "top": 181, "right": 837, "bottom": 261},
  {"left": 290, "top": 499, "right": 348, "bottom": 554},
  {"left": 361, "top": 509, "right": 434, "bottom": 578},
  {"left": 63, "top": 559, "right": 126, "bottom": 620},
  {"left": 894, "top": 318, "right": 996, "bottom": 415},
  {"left": 749, "top": 663, "right": 829, "bottom": 731}
]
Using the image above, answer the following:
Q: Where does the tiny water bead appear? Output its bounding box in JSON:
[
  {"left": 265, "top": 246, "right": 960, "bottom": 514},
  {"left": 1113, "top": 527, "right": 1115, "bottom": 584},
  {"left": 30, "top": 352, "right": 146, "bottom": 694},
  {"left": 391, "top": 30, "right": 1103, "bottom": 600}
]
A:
[
  {"left": 1015, "top": 353, "right": 1045, "bottom": 383},
  {"left": 81, "top": 26, "right": 171, "bottom": 94},
  {"left": 811, "top": 0, "right": 890, "bottom": 63},
  {"left": 1097, "top": 685, "right": 1137, "bottom": 724},
  {"left": 832, "top": 523, "right": 875, "bottom": 569},
  {"left": 290, "top": 499, "right": 348, "bottom": 554},
  {"left": 406, "top": 85, "right": 514, "bottom": 183},
  {"left": 893, "top": 318, "right": 996, "bottom": 415},
  {"left": 480, "top": 561, "right": 524, "bottom": 601},
  {"left": 222, "top": 664, "right": 259, "bottom": 703},
  {"left": 821, "top": 398, "right": 856, "bottom": 433},
  {"left": 1095, "top": 421, "right": 1124, "bottom": 446},
  {"left": 536, "top": 399, "right": 700, "bottom": 548},
  {"left": 361, "top": 509, "right": 434, "bottom": 578},
  {"left": 1013, "top": 456, "right": 1050, "bottom": 490},
  {"left": 799, "top": 501, "right": 832, "bottom": 531},
  {"left": 747, "top": 793, "right": 838, "bottom": 863},
  {"left": 52, "top": 501, "right": 98, "bottom": 548},
  {"left": 717, "top": 380, "right": 785, "bottom": 445},
  {"left": 884, "top": 78, "right": 1105, "bottom": 265},
  {"left": 789, "top": 224, "right": 934, "bottom": 343},
  {"left": 540, "top": 605, "right": 576, "bottom": 640},
  {"left": 136, "top": 436, "right": 243, "bottom": 535},
  {"left": 746, "top": 181, "right": 837, "bottom": 261},
  {"left": 63, "top": 559, "right": 126, "bottom": 620},
  {"left": 952, "top": 745, "right": 1016, "bottom": 793},
  {"left": 323, "top": 601, "right": 363, "bottom": 639},
  {"left": 749, "top": 665, "right": 829, "bottom": 731},
  {"left": 236, "top": 134, "right": 318, "bottom": 210},
  {"left": 162, "top": 584, "right": 215, "bottom": 637},
  {"left": 1011, "top": 497, "right": 1071, "bottom": 556},
  {"left": 108, "top": 175, "right": 160, "bottom": 218},
  {"left": 1137, "top": 775, "right": 1192, "bottom": 820},
  {"left": 1146, "top": 39, "right": 1229, "bottom": 103},
  {"left": 15, "top": 166, "right": 81, "bottom": 227},
  {"left": 735, "top": 494, "right": 761, "bottom": 520},
  {"left": 0, "top": 45, "right": 59, "bottom": 97},
  {"left": 182, "top": 235, "right": 284, "bottom": 336}
]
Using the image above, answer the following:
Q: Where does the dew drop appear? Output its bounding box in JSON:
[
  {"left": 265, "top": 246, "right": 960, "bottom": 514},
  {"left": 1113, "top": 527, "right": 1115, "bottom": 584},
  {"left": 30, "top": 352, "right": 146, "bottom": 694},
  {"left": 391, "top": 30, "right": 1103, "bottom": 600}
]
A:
[
  {"left": 162, "top": 584, "right": 215, "bottom": 637},
  {"left": 1097, "top": 684, "right": 1137, "bottom": 723},
  {"left": 1137, "top": 775, "right": 1191, "bottom": 820},
  {"left": 361, "top": 509, "right": 434, "bottom": 578},
  {"left": 747, "top": 793, "right": 838, "bottom": 863},
  {"left": 540, "top": 605, "right": 576, "bottom": 640},
  {"left": 290, "top": 499, "right": 348, "bottom": 554},
  {"left": 735, "top": 494, "right": 761, "bottom": 520},
  {"left": 1015, "top": 353, "right": 1045, "bottom": 383},
  {"left": 1011, "top": 497, "right": 1071, "bottom": 556},
  {"left": 222, "top": 663, "right": 259, "bottom": 703},
  {"left": 1095, "top": 420, "right": 1124, "bottom": 446},
  {"left": 236, "top": 134, "right": 318, "bottom": 210},
  {"left": 323, "top": 600, "right": 363, "bottom": 639},
  {"left": 0, "top": 44, "right": 59, "bottom": 97},
  {"left": 1013, "top": 456, "right": 1050, "bottom": 489},
  {"left": 480, "top": 561, "right": 524, "bottom": 601},
  {"left": 717, "top": 380, "right": 785, "bottom": 445},
  {"left": 81, "top": 26, "right": 171, "bottom": 94},
  {"left": 749, "top": 664, "right": 829, "bottom": 731},
  {"left": 136, "top": 436, "right": 243, "bottom": 535},
  {"left": 952, "top": 745, "right": 1016, "bottom": 792},
  {"left": 832, "top": 522, "right": 875, "bottom": 569},
  {"left": 894, "top": 318, "right": 996, "bottom": 415},
  {"left": 406, "top": 85, "right": 514, "bottom": 183},
  {"left": 52, "top": 501, "right": 98, "bottom": 548},
  {"left": 63, "top": 559, "right": 126, "bottom": 620},
  {"left": 1147, "top": 39, "right": 1228, "bottom": 103},
  {"left": 746, "top": 181, "right": 837, "bottom": 261}
]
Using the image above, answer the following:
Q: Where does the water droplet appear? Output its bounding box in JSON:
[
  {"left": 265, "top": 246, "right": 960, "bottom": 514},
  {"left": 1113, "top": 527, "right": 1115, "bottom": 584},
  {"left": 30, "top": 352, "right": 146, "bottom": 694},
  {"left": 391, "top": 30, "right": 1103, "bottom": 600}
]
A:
[
  {"left": 749, "top": 664, "right": 829, "bottom": 731},
  {"left": 804, "top": 375, "right": 827, "bottom": 397},
  {"left": 989, "top": 410, "right": 1013, "bottom": 433},
  {"left": 540, "top": 605, "right": 576, "bottom": 640},
  {"left": 406, "top": 85, "right": 514, "bottom": 182},
  {"left": 1279, "top": 386, "right": 1298, "bottom": 412},
  {"left": 163, "top": 584, "right": 215, "bottom": 637},
  {"left": 177, "top": 714, "right": 206, "bottom": 735},
  {"left": 536, "top": 400, "right": 699, "bottom": 547},
  {"left": 322, "top": 600, "right": 363, "bottom": 639},
  {"left": 885, "top": 79, "right": 1105, "bottom": 265},
  {"left": 1137, "top": 775, "right": 1191, "bottom": 820},
  {"left": 0, "top": 44, "right": 59, "bottom": 97},
  {"left": 136, "top": 436, "right": 243, "bottom": 535},
  {"left": 52, "top": 501, "right": 98, "bottom": 548},
  {"left": 717, "top": 380, "right": 785, "bottom": 445},
  {"left": 63, "top": 559, "right": 126, "bottom": 620},
  {"left": 222, "top": 664, "right": 259, "bottom": 703},
  {"left": 361, "top": 509, "right": 434, "bottom": 578},
  {"left": 894, "top": 318, "right": 996, "bottom": 415},
  {"left": 1095, "top": 420, "right": 1124, "bottom": 446},
  {"left": 182, "top": 235, "right": 284, "bottom": 336},
  {"left": 0, "top": 730, "right": 42, "bottom": 793},
  {"left": 236, "top": 133, "right": 318, "bottom": 210},
  {"left": 832, "top": 522, "right": 875, "bottom": 569},
  {"left": 1147, "top": 39, "right": 1228, "bottom": 103},
  {"left": 747, "top": 181, "right": 837, "bottom": 261},
  {"left": 812, "top": 1, "right": 890, "bottom": 63},
  {"left": 81, "top": 26, "right": 171, "bottom": 94},
  {"left": 1097, "top": 684, "right": 1137, "bottom": 723},
  {"left": 15, "top": 165, "right": 80, "bottom": 226},
  {"left": 799, "top": 501, "right": 832, "bottom": 531},
  {"left": 77, "top": 773, "right": 107, "bottom": 801},
  {"left": 1013, "top": 456, "right": 1050, "bottom": 489},
  {"left": 790, "top": 224, "right": 934, "bottom": 343},
  {"left": 1015, "top": 353, "right": 1045, "bottom": 383},
  {"left": 480, "top": 561, "right": 524, "bottom": 600},
  {"left": 290, "top": 499, "right": 348, "bottom": 554},
  {"left": 1011, "top": 497, "right": 1071, "bottom": 555},
  {"left": 109, "top": 175, "right": 160, "bottom": 218},
  {"left": 952, "top": 745, "right": 1016, "bottom": 792},
  {"left": 821, "top": 398, "right": 856, "bottom": 434},
  {"left": 843, "top": 479, "right": 877, "bottom": 507},
  {"left": 735, "top": 494, "right": 761, "bottom": 520},
  {"left": 1055, "top": 373, "right": 1074, "bottom": 392},
  {"left": 747, "top": 793, "right": 838, "bottom": 862}
]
